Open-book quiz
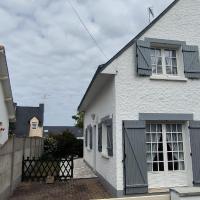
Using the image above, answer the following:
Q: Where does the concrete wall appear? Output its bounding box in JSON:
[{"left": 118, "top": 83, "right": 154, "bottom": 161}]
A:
[
  {"left": 0, "top": 82, "right": 9, "bottom": 145},
  {"left": 0, "top": 136, "right": 44, "bottom": 200},
  {"left": 101, "top": 0, "right": 200, "bottom": 192}
]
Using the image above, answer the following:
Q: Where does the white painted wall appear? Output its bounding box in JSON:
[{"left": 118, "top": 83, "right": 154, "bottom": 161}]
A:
[
  {"left": 103, "top": 0, "right": 200, "bottom": 191},
  {"left": 0, "top": 82, "right": 9, "bottom": 144},
  {"left": 83, "top": 77, "right": 117, "bottom": 189}
]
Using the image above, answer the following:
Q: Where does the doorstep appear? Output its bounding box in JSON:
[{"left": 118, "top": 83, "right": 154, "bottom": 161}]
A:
[
  {"left": 171, "top": 186, "right": 200, "bottom": 199},
  {"left": 94, "top": 194, "right": 170, "bottom": 200}
]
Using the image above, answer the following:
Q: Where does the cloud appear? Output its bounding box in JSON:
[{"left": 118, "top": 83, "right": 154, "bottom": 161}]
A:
[{"left": 0, "top": 0, "right": 174, "bottom": 125}]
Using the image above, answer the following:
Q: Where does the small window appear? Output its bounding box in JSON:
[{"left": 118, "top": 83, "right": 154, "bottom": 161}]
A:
[
  {"left": 32, "top": 122, "right": 38, "bottom": 129},
  {"left": 151, "top": 48, "right": 178, "bottom": 76}
]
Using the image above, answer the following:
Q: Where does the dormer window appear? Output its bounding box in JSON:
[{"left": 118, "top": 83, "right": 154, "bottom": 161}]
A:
[
  {"left": 151, "top": 48, "right": 178, "bottom": 76},
  {"left": 32, "top": 122, "right": 38, "bottom": 129}
]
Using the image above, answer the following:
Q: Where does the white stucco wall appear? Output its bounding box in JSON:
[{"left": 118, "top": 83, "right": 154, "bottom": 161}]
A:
[
  {"left": 102, "top": 0, "right": 200, "bottom": 191},
  {"left": 0, "top": 82, "right": 9, "bottom": 145},
  {"left": 83, "top": 77, "right": 117, "bottom": 189}
]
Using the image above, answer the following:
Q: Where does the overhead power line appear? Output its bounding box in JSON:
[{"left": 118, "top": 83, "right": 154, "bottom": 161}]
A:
[{"left": 66, "top": 0, "right": 107, "bottom": 60}]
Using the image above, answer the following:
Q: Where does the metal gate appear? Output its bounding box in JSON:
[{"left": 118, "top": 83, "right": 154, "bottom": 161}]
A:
[{"left": 22, "top": 156, "right": 73, "bottom": 181}]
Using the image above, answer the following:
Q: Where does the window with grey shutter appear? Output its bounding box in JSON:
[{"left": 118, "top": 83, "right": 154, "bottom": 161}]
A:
[
  {"left": 189, "top": 121, "right": 200, "bottom": 185},
  {"left": 136, "top": 40, "right": 151, "bottom": 76},
  {"left": 98, "top": 123, "right": 102, "bottom": 152},
  {"left": 123, "top": 120, "right": 148, "bottom": 195},
  {"left": 106, "top": 119, "right": 113, "bottom": 157},
  {"left": 85, "top": 128, "right": 88, "bottom": 147},
  {"left": 182, "top": 45, "right": 200, "bottom": 79},
  {"left": 89, "top": 126, "right": 93, "bottom": 149}
]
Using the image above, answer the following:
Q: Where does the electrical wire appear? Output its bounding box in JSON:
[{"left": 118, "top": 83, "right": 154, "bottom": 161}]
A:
[{"left": 66, "top": 0, "right": 108, "bottom": 60}]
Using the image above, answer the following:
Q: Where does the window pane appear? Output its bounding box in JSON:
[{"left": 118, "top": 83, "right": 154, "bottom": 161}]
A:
[
  {"left": 179, "top": 152, "right": 184, "bottom": 160},
  {"left": 172, "top": 67, "right": 177, "bottom": 75},
  {"left": 168, "top": 152, "right": 173, "bottom": 161},
  {"left": 172, "top": 50, "right": 176, "bottom": 57},
  {"left": 159, "top": 162, "right": 164, "bottom": 171},
  {"left": 151, "top": 57, "right": 156, "bottom": 65},
  {"left": 146, "top": 124, "right": 164, "bottom": 172},
  {"left": 153, "top": 162, "right": 158, "bottom": 171},
  {"left": 157, "top": 65, "right": 163, "bottom": 74},
  {"left": 168, "top": 162, "right": 173, "bottom": 171},
  {"left": 166, "top": 124, "right": 171, "bottom": 132},
  {"left": 177, "top": 124, "right": 182, "bottom": 132},
  {"left": 174, "top": 162, "right": 179, "bottom": 170},
  {"left": 151, "top": 124, "right": 156, "bottom": 132}
]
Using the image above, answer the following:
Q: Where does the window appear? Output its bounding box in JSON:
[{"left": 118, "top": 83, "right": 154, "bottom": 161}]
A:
[
  {"left": 146, "top": 123, "right": 185, "bottom": 172},
  {"left": 151, "top": 48, "right": 178, "bottom": 76},
  {"left": 32, "top": 122, "right": 38, "bottom": 129}
]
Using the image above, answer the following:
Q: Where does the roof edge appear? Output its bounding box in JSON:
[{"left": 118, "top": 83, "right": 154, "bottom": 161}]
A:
[{"left": 78, "top": 0, "right": 180, "bottom": 111}]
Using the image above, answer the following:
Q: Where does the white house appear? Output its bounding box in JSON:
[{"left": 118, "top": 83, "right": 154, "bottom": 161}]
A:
[
  {"left": 0, "top": 45, "right": 15, "bottom": 145},
  {"left": 78, "top": 0, "right": 200, "bottom": 198}
]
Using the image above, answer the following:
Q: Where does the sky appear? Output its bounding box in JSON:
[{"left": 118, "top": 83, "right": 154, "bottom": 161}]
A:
[{"left": 0, "top": 0, "right": 174, "bottom": 126}]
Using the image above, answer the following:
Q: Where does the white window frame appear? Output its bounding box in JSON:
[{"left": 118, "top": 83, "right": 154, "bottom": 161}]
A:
[
  {"left": 31, "top": 122, "right": 38, "bottom": 129},
  {"left": 151, "top": 48, "right": 178, "bottom": 76},
  {"left": 146, "top": 123, "right": 185, "bottom": 173}
]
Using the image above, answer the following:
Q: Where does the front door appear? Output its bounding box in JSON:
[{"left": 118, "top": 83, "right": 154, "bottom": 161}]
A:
[{"left": 146, "top": 123, "right": 192, "bottom": 188}]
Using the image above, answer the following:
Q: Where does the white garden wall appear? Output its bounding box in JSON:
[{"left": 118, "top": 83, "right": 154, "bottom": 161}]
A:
[{"left": 0, "top": 82, "right": 9, "bottom": 145}]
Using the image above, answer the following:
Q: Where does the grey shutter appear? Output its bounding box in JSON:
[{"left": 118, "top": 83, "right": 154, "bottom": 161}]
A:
[
  {"left": 89, "top": 126, "right": 93, "bottom": 149},
  {"left": 189, "top": 121, "right": 200, "bottom": 185},
  {"left": 106, "top": 119, "right": 113, "bottom": 157},
  {"left": 98, "top": 123, "right": 102, "bottom": 152},
  {"left": 136, "top": 40, "right": 151, "bottom": 76},
  {"left": 182, "top": 45, "right": 200, "bottom": 79},
  {"left": 85, "top": 128, "right": 88, "bottom": 147},
  {"left": 123, "top": 120, "right": 148, "bottom": 195}
]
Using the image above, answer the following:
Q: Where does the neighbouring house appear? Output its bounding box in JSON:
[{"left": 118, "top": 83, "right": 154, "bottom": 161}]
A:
[
  {"left": 15, "top": 104, "right": 44, "bottom": 138},
  {"left": 43, "top": 126, "right": 83, "bottom": 139},
  {"left": 78, "top": 0, "right": 200, "bottom": 198},
  {"left": 0, "top": 45, "right": 15, "bottom": 145}
]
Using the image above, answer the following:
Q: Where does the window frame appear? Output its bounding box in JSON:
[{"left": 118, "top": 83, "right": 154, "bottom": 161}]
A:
[
  {"left": 150, "top": 47, "right": 178, "bottom": 76},
  {"left": 31, "top": 122, "right": 38, "bottom": 129},
  {"left": 146, "top": 122, "right": 186, "bottom": 173}
]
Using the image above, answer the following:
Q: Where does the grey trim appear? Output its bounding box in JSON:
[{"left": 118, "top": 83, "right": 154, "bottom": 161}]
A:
[
  {"left": 139, "top": 113, "right": 193, "bottom": 121},
  {"left": 145, "top": 37, "right": 186, "bottom": 46},
  {"left": 83, "top": 159, "right": 123, "bottom": 197},
  {"left": 78, "top": 0, "right": 180, "bottom": 111}
]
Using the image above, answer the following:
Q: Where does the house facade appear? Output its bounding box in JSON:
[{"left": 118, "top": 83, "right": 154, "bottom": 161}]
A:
[
  {"left": 78, "top": 0, "right": 200, "bottom": 197},
  {"left": 0, "top": 45, "right": 15, "bottom": 145},
  {"left": 15, "top": 104, "right": 44, "bottom": 138}
]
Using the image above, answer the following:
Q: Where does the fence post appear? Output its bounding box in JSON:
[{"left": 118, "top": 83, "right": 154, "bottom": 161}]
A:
[
  {"left": 71, "top": 156, "right": 74, "bottom": 178},
  {"left": 10, "top": 135, "right": 15, "bottom": 192}
]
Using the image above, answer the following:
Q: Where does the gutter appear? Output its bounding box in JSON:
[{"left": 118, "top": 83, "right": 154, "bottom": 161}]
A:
[{"left": 0, "top": 46, "right": 16, "bottom": 121}]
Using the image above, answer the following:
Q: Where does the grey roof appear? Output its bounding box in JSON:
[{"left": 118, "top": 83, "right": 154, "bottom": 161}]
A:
[
  {"left": 78, "top": 0, "right": 179, "bottom": 111},
  {"left": 14, "top": 104, "right": 44, "bottom": 137},
  {"left": 43, "top": 126, "right": 83, "bottom": 138}
]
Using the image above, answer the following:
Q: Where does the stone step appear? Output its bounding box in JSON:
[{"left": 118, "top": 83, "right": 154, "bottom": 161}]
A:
[{"left": 95, "top": 194, "right": 170, "bottom": 200}]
